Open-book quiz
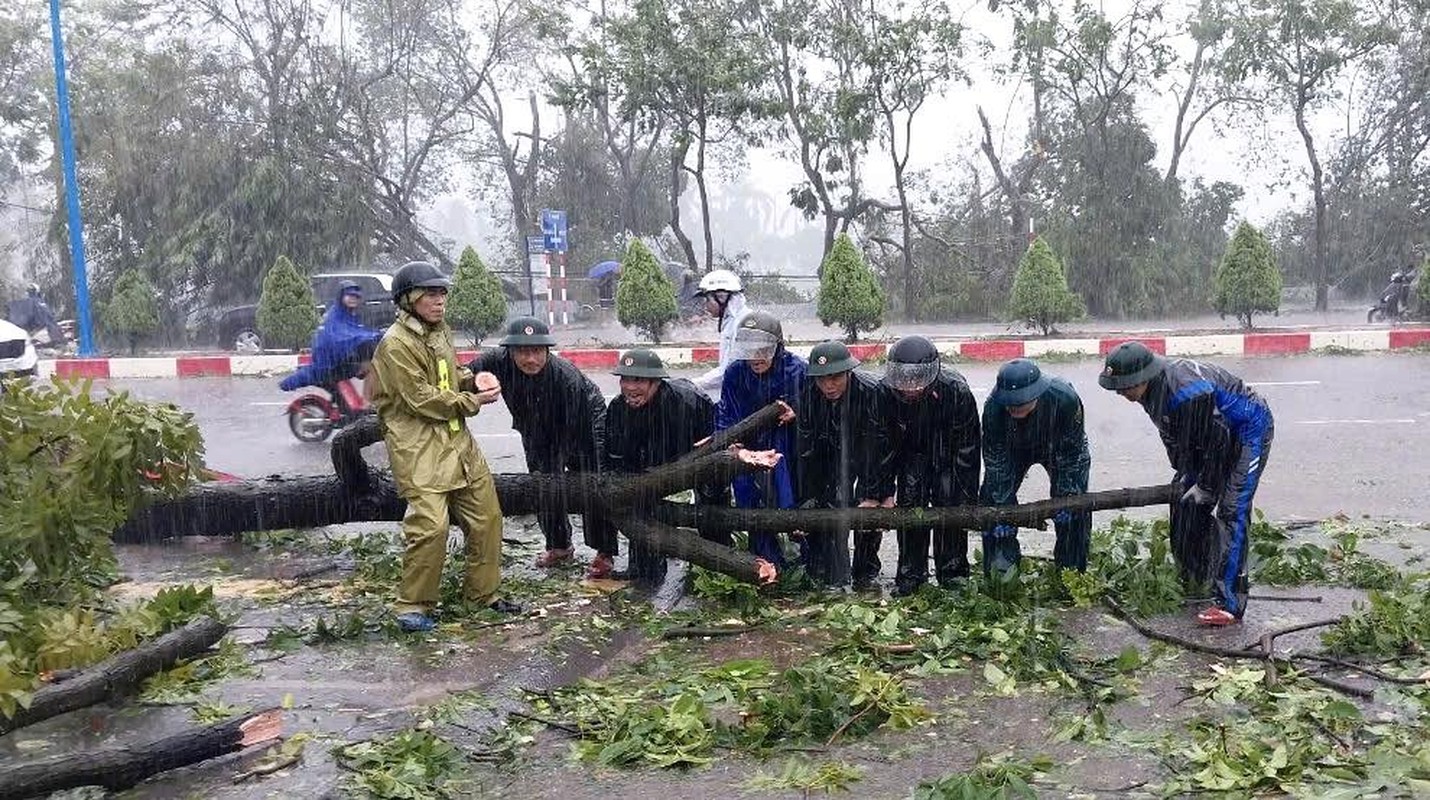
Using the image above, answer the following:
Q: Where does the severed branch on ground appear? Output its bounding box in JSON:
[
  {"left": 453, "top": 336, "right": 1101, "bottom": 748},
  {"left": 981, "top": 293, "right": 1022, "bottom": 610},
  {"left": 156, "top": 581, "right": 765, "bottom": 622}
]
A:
[
  {"left": 0, "top": 707, "right": 282, "bottom": 800},
  {"left": 0, "top": 616, "right": 229, "bottom": 736},
  {"left": 1101, "top": 597, "right": 1430, "bottom": 699}
]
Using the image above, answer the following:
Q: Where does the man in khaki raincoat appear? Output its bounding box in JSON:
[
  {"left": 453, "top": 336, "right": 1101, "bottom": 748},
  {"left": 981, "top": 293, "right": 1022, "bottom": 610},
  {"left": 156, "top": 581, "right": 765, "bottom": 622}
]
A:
[{"left": 369, "top": 261, "right": 522, "bottom": 632}]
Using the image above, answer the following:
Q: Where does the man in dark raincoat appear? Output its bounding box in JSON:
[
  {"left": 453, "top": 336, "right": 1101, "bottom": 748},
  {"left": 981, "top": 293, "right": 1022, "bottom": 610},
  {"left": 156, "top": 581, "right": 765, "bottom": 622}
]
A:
[
  {"left": 468, "top": 316, "right": 616, "bottom": 570},
  {"left": 715, "top": 311, "right": 804, "bottom": 572},
  {"left": 1099, "top": 341, "right": 1274, "bottom": 626},
  {"left": 796, "top": 340, "right": 889, "bottom": 587},
  {"left": 601, "top": 348, "right": 730, "bottom": 582},
  {"left": 979, "top": 358, "right": 1092, "bottom": 579},
  {"left": 280, "top": 281, "right": 383, "bottom": 406},
  {"left": 875, "top": 335, "right": 981, "bottom": 596}
]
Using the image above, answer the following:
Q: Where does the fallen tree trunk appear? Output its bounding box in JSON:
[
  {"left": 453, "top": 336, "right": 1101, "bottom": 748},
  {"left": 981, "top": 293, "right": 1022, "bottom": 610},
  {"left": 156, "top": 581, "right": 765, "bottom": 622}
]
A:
[
  {"left": 117, "top": 403, "right": 789, "bottom": 545},
  {"left": 0, "top": 616, "right": 228, "bottom": 736},
  {"left": 653, "top": 484, "right": 1184, "bottom": 534},
  {"left": 114, "top": 400, "right": 1183, "bottom": 586},
  {"left": 115, "top": 450, "right": 764, "bottom": 544},
  {"left": 0, "top": 707, "right": 282, "bottom": 799}
]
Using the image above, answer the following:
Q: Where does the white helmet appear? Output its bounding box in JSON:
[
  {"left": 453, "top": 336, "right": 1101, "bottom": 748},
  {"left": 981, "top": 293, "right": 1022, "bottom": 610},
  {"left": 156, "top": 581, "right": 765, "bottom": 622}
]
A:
[{"left": 696, "top": 269, "right": 742, "bottom": 295}]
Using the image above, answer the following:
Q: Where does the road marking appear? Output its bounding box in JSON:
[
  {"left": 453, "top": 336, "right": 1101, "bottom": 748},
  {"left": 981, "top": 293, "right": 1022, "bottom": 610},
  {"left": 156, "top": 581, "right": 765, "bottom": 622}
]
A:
[
  {"left": 1249, "top": 380, "right": 1321, "bottom": 387},
  {"left": 1293, "top": 418, "right": 1416, "bottom": 425}
]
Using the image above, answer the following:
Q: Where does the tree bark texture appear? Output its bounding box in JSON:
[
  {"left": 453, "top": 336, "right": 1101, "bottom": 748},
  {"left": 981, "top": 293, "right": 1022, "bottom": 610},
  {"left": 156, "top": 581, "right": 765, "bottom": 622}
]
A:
[
  {"left": 652, "top": 484, "right": 1182, "bottom": 535},
  {"left": 0, "top": 708, "right": 282, "bottom": 799},
  {"left": 116, "top": 399, "right": 1179, "bottom": 584},
  {"left": 0, "top": 616, "right": 229, "bottom": 736}
]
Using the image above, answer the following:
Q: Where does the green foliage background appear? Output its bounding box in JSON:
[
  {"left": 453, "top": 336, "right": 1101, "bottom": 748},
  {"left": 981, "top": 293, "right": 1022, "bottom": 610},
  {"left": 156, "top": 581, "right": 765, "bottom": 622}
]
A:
[
  {"left": 446, "top": 246, "right": 508, "bottom": 344},
  {"left": 1214, "top": 221, "right": 1283, "bottom": 328},
  {"left": 616, "top": 240, "right": 678, "bottom": 343},
  {"left": 1009, "top": 237, "right": 1085, "bottom": 335},
  {"left": 817, "top": 233, "right": 885, "bottom": 341},
  {"left": 256, "top": 255, "right": 319, "bottom": 351}
]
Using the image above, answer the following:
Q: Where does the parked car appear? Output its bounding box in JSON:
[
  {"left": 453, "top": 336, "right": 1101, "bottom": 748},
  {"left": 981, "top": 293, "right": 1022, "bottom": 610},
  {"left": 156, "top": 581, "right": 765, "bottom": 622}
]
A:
[
  {"left": 0, "top": 318, "right": 39, "bottom": 379},
  {"left": 216, "top": 272, "right": 396, "bottom": 352}
]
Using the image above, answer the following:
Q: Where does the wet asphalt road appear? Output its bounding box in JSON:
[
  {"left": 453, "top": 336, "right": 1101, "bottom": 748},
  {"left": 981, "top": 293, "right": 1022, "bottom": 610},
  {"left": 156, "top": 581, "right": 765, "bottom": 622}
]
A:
[{"left": 96, "top": 351, "right": 1430, "bottom": 523}]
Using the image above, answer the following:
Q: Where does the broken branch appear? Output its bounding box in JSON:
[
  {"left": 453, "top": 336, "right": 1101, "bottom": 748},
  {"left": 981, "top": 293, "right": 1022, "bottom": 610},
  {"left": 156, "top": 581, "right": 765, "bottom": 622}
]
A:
[
  {"left": 0, "top": 616, "right": 228, "bottom": 736},
  {"left": 0, "top": 708, "right": 281, "bottom": 799}
]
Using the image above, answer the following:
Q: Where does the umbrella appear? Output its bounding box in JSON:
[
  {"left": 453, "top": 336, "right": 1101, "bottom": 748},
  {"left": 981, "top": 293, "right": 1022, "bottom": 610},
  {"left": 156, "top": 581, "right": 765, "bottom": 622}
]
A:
[{"left": 588, "top": 260, "right": 621, "bottom": 280}]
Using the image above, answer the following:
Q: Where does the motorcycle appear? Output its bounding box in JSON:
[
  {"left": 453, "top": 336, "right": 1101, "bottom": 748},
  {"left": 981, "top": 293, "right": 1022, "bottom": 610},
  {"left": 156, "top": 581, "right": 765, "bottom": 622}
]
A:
[
  {"left": 1368, "top": 270, "right": 1416, "bottom": 323},
  {"left": 286, "top": 376, "right": 372, "bottom": 443}
]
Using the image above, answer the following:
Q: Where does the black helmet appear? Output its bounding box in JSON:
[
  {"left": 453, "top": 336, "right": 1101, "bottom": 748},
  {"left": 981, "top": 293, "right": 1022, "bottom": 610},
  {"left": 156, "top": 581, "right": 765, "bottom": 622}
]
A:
[
  {"left": 499, "top": 316, "right": 557, "bottom": 347},
  {"left": 612, "top": 348, "right": 668, "bottom": 379},
  {"left": 1098, "top": 341, "right": 1165, "bottom": 390},
  {"left": 806, "top": 340, "right": 860, "bottom": 377},
  {"left": 391, "top": 261, "right": 451, "bottom": 302},
  {"left": 990, "top": 358, "right": 1050, "bottom": 406},
  {"left": 731, "top": 311, "right": 784, "bottom": 360},
  {"left": 884, "top": 335, "right": 941, "bottom": 391}
]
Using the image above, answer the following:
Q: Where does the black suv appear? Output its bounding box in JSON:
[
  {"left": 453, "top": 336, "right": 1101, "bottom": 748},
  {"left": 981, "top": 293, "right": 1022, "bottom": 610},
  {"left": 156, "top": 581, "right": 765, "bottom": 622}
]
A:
[{"left": 217, "top": 272, "right": 396, "bottom": 352}]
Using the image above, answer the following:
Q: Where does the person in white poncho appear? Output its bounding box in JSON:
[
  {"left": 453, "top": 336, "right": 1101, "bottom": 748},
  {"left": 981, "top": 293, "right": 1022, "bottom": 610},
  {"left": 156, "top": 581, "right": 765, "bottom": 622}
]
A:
[{"left": 692, "top": 269, "right": 753, "bottom": 392}]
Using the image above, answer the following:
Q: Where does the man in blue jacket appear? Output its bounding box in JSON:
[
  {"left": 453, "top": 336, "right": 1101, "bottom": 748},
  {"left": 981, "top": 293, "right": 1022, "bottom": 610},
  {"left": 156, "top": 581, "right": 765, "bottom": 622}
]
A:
[
  {"left": 1099, "top": 342, "right": 1274, "bottom": 626},
  {"left": 716, "top": 311, "right": 804, "bottom": 573},
  {"left": 980, "top": 358, "right": 1092, "bottom": 579}
]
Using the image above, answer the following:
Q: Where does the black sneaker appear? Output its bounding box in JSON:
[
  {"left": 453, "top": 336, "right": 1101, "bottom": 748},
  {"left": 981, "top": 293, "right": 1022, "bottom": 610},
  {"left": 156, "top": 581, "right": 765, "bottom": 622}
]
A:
[
  {"left": 891, "top": 581, "right": 923, "bottom": 598},
  {"left": 488, "top": 598, "right": 525, "bottom": 615}
]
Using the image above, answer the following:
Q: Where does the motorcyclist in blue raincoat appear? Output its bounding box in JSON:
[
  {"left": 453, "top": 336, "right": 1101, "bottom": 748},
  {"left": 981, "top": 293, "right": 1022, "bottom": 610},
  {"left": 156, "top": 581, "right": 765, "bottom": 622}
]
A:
[
  {"left": 279, "top": 281, "right": 383, "bottom": 400},
  {"left": 715, "top": 310, "right": 805, "bottom": 571}
]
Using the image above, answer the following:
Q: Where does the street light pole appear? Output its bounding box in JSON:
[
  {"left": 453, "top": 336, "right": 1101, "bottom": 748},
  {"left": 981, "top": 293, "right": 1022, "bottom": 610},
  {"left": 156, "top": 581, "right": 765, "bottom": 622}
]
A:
[{"left": 48, "top": 0, "right": 95, "bottom": 356}]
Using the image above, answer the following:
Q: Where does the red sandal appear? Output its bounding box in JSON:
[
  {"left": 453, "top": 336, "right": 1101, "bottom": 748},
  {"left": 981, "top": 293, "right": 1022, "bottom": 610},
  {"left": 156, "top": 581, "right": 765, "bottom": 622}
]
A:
[
  {"left": 534, "top": 548, "right": 573, "bottom": 568},
  {"left": 1196, "top": 606, "right": 1240, "bottom": 626}
]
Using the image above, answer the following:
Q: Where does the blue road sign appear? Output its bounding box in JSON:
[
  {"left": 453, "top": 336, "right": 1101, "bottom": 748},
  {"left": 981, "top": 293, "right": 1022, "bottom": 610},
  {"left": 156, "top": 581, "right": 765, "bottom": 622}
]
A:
[{"left": 540, "top": 209, "right": 568, "bottom": 254}]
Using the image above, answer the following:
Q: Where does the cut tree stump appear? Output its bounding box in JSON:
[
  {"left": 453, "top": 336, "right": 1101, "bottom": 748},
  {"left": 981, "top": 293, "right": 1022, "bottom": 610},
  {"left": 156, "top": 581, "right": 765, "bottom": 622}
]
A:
[
  {"left": 0, "top": 616, "right": 228, "bottom": 736},
  {"left": 0, "top": 707, "right": 282, "bottom": 799}
]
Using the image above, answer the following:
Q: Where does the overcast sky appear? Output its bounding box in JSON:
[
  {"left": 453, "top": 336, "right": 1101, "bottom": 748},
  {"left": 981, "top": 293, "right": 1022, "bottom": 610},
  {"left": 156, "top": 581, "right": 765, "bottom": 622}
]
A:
[{"left": 422, "top": 0, "right": 1360, "bottom": 274}]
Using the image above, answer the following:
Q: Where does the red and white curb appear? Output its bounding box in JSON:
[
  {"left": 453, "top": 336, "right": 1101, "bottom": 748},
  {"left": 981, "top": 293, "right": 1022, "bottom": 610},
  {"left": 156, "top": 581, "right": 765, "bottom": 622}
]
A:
[{"left": 34, "top": 328, "right": 1430, "bottom": 380}]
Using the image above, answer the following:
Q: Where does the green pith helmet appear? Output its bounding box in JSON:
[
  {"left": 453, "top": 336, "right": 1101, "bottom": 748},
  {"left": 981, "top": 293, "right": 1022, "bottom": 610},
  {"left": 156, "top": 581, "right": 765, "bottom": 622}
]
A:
[
  {"left": 1098, "top": 341, "right": 1165, "bottom": 390},
  {"left": 990, "top": 358, "right": 1050, "bottom": 406},
  {"left": 806, "top": 340, "right": 860, "bottom": 377},
  {"left": 498, "top": 316, "right": 557, "bottom": 347},
  {"left": 612, "top": 348, "right": 668, "bottom": 379}
]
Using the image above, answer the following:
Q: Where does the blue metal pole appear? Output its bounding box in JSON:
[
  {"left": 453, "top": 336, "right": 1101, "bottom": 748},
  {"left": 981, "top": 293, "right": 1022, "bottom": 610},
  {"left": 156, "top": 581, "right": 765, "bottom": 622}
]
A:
[{"left": 48, "top": 0, "right": 95, "bottom": 356}]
